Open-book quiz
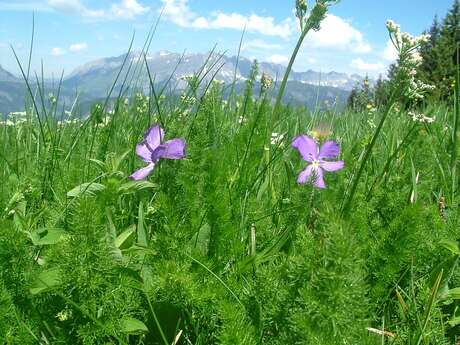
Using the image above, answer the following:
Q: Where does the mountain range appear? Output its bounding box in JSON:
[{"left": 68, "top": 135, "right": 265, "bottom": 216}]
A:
[{"left": 0, "top": 51, "right": 368, "bottom": 115}]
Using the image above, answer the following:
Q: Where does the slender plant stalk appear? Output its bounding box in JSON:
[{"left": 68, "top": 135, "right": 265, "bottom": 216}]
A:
[
  {"left": 272, "top": 26, "right": 310, "bottom": 122},
  {"left": 366, "top": 122, "right": 418, "bottom": 201},
  {"left": 451, "top": 43, "right": 460, "bottom": 203},
  {"left": 341, "top": 93, "right": 397, "bottom": 216},
  {"left": 272, "top": 1, "right": 332, "bottom": 123}
]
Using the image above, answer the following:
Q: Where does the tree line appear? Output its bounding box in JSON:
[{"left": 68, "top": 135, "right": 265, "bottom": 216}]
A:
[{"left": 348, "top": 0, "right": 460, "bottom": 110}]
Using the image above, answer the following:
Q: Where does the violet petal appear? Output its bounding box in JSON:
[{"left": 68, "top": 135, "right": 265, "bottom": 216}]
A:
[
  {"left": 292, "top": 135, "right": 318, "bottom": 162},
  {"left": 136, "top": 142, "right": 153, "bottom": 163},
  {"left": 144, "top": 125, "right": 164, "bottom": 151},
  {"left": 320, "top": 160, "right": 345, "bottom": 172},
  {"left": 161, "top": 139, "right": 187, "bottom": 160},
  {"left": 297, "top": 165, "right": 313, "bottom": 184},
  {"left": 130, "top": 163, "right": 156, "bottom": 180},
  {"left": 313, "top": 167, "right": 326, "bottom": 189},
  {"left": 319, "top": 140, "right": 341, "bottom": 159}
]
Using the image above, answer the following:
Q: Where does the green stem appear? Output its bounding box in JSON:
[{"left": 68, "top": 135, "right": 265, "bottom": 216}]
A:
[
  {"left": 341, "top": 93, "right": 397, "bottom": 216},
  {"left": 272, "top": 26, "right": 309, "bottom": 123},
  {"left": 366, "top": 122, "right": 418, "bottom": 201},
  {"left": 451, "top": 43, "right": 459, "bottom": 204},
  {"left": 273, "top": 1, "right": 331, "bottom": 123}
]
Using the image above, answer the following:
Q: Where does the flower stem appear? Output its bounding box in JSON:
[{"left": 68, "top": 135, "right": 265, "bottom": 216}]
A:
[
  {"left": 272, "top": 1, "right": 331, "bottom": 123},
  {"left": 272, "top": 27, "right": 309, "bottom": 123},
  {"left": 451, "top": 43, "right": 460, "bottom": 204},
  {"left": 341, "top": 93, "right": 397, "bottom": 216}
]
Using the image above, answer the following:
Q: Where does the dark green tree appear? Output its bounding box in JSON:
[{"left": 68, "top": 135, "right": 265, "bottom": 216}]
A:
[{"left": 427, "top": 0, "right": 460, "bottom": 99}]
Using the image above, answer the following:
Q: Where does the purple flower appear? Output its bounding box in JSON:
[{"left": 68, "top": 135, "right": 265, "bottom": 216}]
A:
[
  {"left": 130, "top": 124, "right": 186, "bottom": 180},
  {"left": 292, "top": 135, "right": 344, "bottom": 189}
]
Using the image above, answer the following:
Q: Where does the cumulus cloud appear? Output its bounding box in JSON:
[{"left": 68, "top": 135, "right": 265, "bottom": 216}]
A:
[
  {"left": 306, "top": 15, "right": 372, "bottom": 53},
  {"left": 111, "top": 0, "right": 149, "bottom": 19},
  {"left": 69, "top": 42, "right": 88, "bottom": 52},
  {"left": 266, "top": 54, "right": 289, "bottom": 64},
  {"left": 161, "top": 0, "right": 294, "bottom": 39},
  {"left": 350, "top": 58, "right": 385, "bottom": 72},
  {"left": 51, "top": 47, "right": 66, "bottom": 56},
  {"left": 382, "top": 39, "right": 398, "bottom": 61},
  {"left": 47, "top": 0, "right": 105, "bottom": 18},
  {"left": 47, "top": 0, "right": 149, "bottom": 20}
]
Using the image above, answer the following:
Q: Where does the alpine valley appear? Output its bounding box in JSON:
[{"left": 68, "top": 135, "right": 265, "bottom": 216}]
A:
[{"left": 0, "top": 51, "right": 371, "bottom": 115}]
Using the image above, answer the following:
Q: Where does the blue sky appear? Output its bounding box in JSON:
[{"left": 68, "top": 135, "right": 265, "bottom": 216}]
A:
[{"left": 0, "top": 0, "right": 454, "bottom": 77}]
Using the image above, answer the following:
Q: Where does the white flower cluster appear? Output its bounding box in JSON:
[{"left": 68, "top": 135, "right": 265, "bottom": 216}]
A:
[
  {"left": 181, "top": 94, "right": 196, "bottom": 107},
  {"left": 271, "top": 132, "right": 285, "bottom": 146},
  {"left": 386, "top": 20, "right": 430, "bottom": 48},
  {"left": 134, "top": 93, "right": 150, "bottom": 113},
  {"left": 238, "top": 116, "right": 247, "bottom": 124},
  {"left": 409, "top": 111, "right": 435, "bottom": 124},
  {"left": 261, "top": 72, "right": 274, "bottom": 92},
  {"left": 57, "top": 119, "right": 82, "bottom": 127},
  {"left": 386, "top": 19, "right": 434, "bottom": 100},
  {"left": 48, "top": 92, "right": 57, "bottom": 105}
]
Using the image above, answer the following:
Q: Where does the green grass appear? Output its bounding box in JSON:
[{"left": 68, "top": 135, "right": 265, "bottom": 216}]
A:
[{"left": 1, "top": 7, "right": 460, "bottom": 343}]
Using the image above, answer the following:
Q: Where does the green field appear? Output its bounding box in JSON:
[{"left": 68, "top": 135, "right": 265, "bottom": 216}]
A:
[{"left": 1, "top": 1, "right": 460, "bottom": 344}]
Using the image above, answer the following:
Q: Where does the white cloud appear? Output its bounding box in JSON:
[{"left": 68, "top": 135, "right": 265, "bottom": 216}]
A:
[
  {"left": 161, "top": 0, "right": 293, "bottom": 39},
  {"left": 242, "top": 39, "right": 283, "bottom": 51},
  {"left": 51, "top": 47, "right": 66, "bottom": 56},
  {"left": 266, "top": 54, "right": 289, "bottom": 64},
  {"left": 382, "top": 39, "right": 398, "bottom": 61},
  {"left": 69, "top": 42, "right": 88, "bottom": 52},
  {"left": 306, "top": 15, "right": 372, "bottom": 53},
  {"left": 111, "top": 0, "right": 149, "bottom": 19},
  {"left": 47, "top": 0, "right": 149, "bottom": 19},
  {"left": 350, "top": 58, "right": 385, "bottom": 72},
  {"left": 307, "top": 57, "right": 317, "bottom": 64},
  {"left": 47, "top": 0, "right": 105, "bottom": 18}
]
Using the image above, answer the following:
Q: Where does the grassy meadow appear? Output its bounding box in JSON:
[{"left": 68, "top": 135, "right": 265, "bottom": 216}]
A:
[{"left": 1, "top": 1, "right": 460, "bottom": 344}]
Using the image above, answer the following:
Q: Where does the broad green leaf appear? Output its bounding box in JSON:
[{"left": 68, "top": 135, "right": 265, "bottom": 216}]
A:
[
  {"left": 108, "top": 150, "right": 131, "bottom": 173},
  {"left": 440, "top": 239, "right": 460, "bottom": 255},
  {"left": 67, "top": 183, "right": 106, "bottom": 198},
  {"left": 115, "top": 226, "right": 136, "bottom": 249},
  {"left": 118, "top": 180, "right": 156, "bottom": 194},
  {"left": 445, "top": 287, "right": 460, "bottom": 300},
  {"left": 30, "top": 228, "right": 66, "bottom": 246},
  {"left": 120, "top": 317, "right": 148, "bottom": 333},
  {"left": 30, "top": 268, "right": 61, "bottom": 295},
  {"left": 89, "top": 158, "right": 106, "bottom": 172},
  {"left": 190, "top": 223, "right": 211, "bottom": 256}
]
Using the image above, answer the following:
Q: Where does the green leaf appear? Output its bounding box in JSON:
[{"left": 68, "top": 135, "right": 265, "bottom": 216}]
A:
[
  {"left": 445, "top": 287, "right": 460, "bottom": 300},
  {"left": 67, "top": 183, "right": 106, "bottom": 198},
  {"left": 118, "top": 180, "right": 156, "bottom": 194},
  {"left": 120, "top": 317, "right": 148, "bottom": 333},
  {"left": 30, "top": 268, "right": 61, "bottom": 295},
  {"left": 190, "top": 223, "right": 211, "bottom": 256},
  {"left": 440, "top": 239, "right": 460, "bottom": 255},
  {"left": 115, "top": 226, "right": 136, "bottom": 249},
  {"left": 448, "top": 316, "right": 460, "bottom": 327},
  {"left": 30, "top": 228, "right": 66, "bottom": 246},
  {"left": 89, "top": 158, "right": 106, "bottom": 172}
]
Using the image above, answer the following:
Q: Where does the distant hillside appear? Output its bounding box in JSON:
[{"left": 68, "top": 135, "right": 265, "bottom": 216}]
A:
[{"left": 0, "top": 51, "right": 361, "bottom": 114}]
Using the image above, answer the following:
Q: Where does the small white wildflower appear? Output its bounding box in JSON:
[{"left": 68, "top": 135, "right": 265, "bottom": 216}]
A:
[
  {"left": 409, "top": 111, "right": 435, "bottom": 124},
  {"left": 386, "top": 20, "right": 400, "bottom": 33},
  {"left": 238, "top": 116, "right": 247, "bottom": 124},
  {"left": 56, "top": 309, "right": 72, "bottom": 322},
  {"left": 271, "top": 132, "right": 285, "bottom": 146}
]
